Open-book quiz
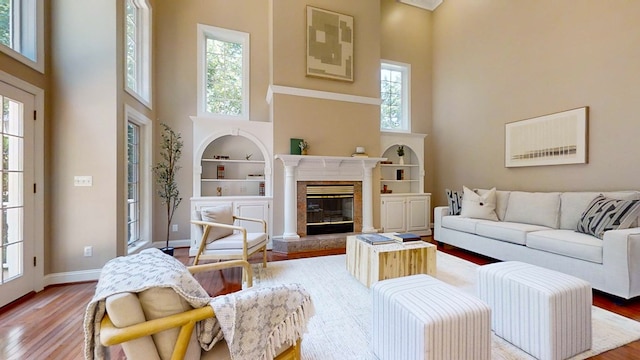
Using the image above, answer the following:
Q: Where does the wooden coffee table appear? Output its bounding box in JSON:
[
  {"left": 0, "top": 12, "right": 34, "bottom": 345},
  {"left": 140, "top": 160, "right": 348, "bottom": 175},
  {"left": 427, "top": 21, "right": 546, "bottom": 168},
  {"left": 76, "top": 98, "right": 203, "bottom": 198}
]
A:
[{"left": 346, "top": 234, "right": 437, "bottom": 288}]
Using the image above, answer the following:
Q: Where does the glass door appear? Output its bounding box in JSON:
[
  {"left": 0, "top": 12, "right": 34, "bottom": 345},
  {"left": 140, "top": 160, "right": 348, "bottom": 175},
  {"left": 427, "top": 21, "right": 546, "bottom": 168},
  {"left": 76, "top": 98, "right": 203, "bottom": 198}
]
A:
[{"left": 0, "top": 80, "right": 35, "bottom": 308}]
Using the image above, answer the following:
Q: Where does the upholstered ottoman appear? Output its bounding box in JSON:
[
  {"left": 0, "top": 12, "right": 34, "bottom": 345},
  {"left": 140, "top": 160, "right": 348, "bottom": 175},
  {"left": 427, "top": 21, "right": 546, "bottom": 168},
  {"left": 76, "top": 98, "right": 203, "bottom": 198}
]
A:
[
  {"left": 477, "top": 261, "right": 592, "bottom": 360},
  {"left": 372, "top": 274, "right": 491, "bottom": 360}
]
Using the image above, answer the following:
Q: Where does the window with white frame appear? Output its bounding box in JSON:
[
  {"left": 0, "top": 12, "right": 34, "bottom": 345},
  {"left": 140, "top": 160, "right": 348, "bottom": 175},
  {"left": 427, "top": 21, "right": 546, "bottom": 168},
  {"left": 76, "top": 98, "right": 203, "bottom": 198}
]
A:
[
  {"left": 380, "top": 61, "right": 411, "bottom": 132},
  {"left": 197, "top": 24, "right": 250, "bottom": 119},
  {"left": 125, "top": 0, "right": 152, "bottom": 106},
  {"left": 0, "top": 0, "right": 44, "bottom": 72},
  {"left": 125, "top": 106, "right": 152, "bottom": 253}
]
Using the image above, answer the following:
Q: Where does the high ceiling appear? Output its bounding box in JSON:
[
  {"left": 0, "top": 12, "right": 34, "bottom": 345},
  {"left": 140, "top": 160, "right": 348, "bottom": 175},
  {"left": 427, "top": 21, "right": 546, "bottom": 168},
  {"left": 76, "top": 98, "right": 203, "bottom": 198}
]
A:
[{"left": 397, "top": 0, "right": 443, "bottom": 11}]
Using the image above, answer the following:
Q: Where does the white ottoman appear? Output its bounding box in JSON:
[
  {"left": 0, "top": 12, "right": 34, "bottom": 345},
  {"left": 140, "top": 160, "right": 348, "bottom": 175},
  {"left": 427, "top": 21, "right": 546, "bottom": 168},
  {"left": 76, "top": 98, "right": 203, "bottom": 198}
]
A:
[
  {"left": 372, "top": 274, "right": 491, "bottom": 360},
  {"left": 477, "top": 261, "right": 592, "bottom": 360}
]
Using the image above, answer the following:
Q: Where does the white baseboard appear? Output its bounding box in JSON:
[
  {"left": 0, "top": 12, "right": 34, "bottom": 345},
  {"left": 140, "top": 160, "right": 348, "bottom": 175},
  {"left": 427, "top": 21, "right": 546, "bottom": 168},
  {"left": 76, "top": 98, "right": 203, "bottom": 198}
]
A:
[
  {"left": 44, "top": 268, "right": 102, "bottom": 286},
  {"left": 44, "top": 239, "right": 192, "bottom": 287},
  {"left": 154, "top": 239, "right": 191, "bottom": 248}
]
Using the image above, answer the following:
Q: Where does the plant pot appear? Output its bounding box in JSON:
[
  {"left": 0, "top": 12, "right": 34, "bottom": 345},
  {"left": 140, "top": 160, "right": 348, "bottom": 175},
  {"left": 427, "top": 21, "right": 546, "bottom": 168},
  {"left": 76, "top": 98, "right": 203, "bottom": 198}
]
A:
[
  {"left": 399, "top": 156, "right": 404, "bottom": 165},
  {"left": 160, "top": 247, "right": 175, "bottom": 256},
  {"left": 301, "top": 149, "right": 308, "bottom": 155}
]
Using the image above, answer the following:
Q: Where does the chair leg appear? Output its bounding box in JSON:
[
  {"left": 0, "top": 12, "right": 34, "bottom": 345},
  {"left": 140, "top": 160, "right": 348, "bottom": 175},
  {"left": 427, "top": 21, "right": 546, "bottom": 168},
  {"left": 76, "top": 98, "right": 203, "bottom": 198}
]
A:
[{"left": 262, "top": 247, "right": 267, "bottom": 268}]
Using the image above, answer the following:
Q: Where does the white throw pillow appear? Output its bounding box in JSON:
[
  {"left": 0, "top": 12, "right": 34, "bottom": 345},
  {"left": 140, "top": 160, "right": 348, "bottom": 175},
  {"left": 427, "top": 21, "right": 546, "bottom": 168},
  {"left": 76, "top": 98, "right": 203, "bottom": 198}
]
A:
[
  {"left": 200, "top": 204, "right": 234, "bottom": 243},
  {"left": 460, "top": 186, "right": 499, "bottom": 221}
]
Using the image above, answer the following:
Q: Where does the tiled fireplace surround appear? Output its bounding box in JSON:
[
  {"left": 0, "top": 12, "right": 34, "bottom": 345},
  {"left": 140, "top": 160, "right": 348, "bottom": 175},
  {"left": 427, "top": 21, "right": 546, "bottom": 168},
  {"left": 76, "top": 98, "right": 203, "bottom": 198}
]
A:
[{"left": 273, "top": 154, "right": 384, "bottom": 253}]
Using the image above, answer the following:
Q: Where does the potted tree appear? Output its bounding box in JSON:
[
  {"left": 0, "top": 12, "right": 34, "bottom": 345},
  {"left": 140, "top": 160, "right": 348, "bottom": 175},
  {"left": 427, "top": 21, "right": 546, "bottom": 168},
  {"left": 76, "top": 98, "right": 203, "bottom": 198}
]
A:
[{"left": 153, "top": 123, "right": 183, "bottom": 256}]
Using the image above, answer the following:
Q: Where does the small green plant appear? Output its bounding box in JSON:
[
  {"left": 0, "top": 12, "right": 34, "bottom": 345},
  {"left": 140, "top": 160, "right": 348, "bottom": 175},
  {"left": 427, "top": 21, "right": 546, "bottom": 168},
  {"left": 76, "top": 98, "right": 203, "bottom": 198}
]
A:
[
  {"left": 153, "top": 123, "right": 183, "bottom": 252},
  {"left": 396, "top": 145, "right": 405, "bottom": 157}
]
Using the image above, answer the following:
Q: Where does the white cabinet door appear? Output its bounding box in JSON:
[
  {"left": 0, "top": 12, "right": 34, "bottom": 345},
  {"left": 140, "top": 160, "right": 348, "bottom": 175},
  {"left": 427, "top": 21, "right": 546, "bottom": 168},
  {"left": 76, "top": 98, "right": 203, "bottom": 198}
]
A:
[
  {"left": 381, "top": 197, "right": 406, "bottom": 233},
  {"left": 406, "top": 195, "right": 430, "bottom": 232},
  {"left": 235, "top": 200, "right": 270, "bottom": 234}
]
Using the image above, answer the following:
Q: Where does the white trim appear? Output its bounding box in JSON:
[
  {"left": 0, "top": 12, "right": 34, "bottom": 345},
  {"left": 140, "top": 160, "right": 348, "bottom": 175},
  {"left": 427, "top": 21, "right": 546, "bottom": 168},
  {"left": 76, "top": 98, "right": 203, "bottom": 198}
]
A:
[
  {"left": 267, "top": 85, "right": 381, "bottom": 106},
  {"left": 381, "top": 60, "right": 411, "bottom": 132},
  {"left": 124, "top": 105, "right": 153, "bottom": 255},
  {"left": 197, "top": 24, "right": 250, "bottom": 119},
  {"left": 124, "top": 0, "right": 152, "bottom": 108},
  {"left": 0, "top": 0, "right": 45, "bottom": 73},
  {"left": 153, "top": 239, "right": 191, "bottom": 249},
  {"left": 44, "top": 269, "right": 102, "bottom": 286},
  {"left": 0, "top": 70, "right": 45, "bottom": 293}
]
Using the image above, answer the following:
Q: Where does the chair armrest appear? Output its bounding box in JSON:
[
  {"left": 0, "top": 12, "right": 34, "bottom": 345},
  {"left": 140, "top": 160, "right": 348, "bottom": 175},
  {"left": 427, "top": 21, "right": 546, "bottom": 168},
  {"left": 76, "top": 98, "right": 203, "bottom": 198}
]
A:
[
  {"left": 191, "top": 220, "right": 245, "bottom": 232},
  {"left": 233, "top": 216, "right": 267, "bottom": 233},
  {"left": 100, "top": 306, "right": 214, "bottom": 347},
  {"left": 188, "top": 260, "right": 253, "bottom": 288}
]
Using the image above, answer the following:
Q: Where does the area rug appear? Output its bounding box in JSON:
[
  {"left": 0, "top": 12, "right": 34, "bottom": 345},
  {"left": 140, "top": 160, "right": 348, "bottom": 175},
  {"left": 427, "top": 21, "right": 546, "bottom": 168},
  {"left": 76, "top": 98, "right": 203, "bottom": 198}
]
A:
[{"left": 252, "top": 252, "right": 640, "bottom": 360}]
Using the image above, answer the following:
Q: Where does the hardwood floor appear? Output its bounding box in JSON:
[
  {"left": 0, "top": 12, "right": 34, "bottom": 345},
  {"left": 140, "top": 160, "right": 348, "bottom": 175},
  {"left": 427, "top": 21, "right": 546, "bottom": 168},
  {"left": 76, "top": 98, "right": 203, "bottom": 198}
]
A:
[{"left": 0, "top": 243, "right": 638, "bottom": 359}]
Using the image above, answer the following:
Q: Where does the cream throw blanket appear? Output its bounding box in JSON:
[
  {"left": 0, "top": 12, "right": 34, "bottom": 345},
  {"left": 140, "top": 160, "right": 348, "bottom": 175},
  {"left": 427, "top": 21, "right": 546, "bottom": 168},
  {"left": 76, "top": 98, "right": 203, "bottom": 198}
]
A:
[{"left": 83, "top": 248, "right": 314, "bottom": 360}]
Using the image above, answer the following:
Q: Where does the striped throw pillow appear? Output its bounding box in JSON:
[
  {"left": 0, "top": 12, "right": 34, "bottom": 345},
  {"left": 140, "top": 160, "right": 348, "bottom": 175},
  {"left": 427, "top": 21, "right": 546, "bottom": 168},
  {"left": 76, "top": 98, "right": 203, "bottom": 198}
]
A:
[
  {"left": 446, "top": 188, "right": 463, "bottom": 215},
  {"left": 576, "top": 194, "right": 640, "bottom": 239}
]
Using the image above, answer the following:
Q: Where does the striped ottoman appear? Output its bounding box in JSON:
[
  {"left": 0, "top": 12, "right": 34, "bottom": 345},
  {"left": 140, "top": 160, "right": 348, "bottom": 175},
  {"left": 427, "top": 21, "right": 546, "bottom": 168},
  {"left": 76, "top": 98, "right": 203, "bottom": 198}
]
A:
[
  {"left": 477, "top": 261, "right": 592, "bottom": 360},
  {"left": 372, "top": 274, "right": 491, "bottom": 360}
]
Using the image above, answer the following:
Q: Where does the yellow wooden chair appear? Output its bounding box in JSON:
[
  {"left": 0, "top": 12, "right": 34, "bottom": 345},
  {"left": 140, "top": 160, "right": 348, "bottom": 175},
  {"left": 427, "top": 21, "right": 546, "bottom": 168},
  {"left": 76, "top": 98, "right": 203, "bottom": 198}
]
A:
[
  {"left": 191, "top": 204, "right": 268, "bottom": 286},
  {"left": 98, "top": 260, "right": 302, "bottom": 360}
]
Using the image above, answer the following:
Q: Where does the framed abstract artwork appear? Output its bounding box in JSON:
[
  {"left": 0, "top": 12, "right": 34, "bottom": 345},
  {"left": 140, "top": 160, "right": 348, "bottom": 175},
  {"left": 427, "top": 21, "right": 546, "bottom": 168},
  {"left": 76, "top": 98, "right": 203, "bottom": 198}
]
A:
[
  {"left": 505, "top": 107, "right": 589, "bottom": 168},
  {"left": 306, "top": 6, "right": 354, "bottom": 82}
]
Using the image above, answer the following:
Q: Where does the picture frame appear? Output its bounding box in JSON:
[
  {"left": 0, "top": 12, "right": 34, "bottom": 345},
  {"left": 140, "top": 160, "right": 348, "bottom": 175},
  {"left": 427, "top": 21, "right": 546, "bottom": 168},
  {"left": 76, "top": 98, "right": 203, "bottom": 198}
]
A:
[
  {"left": 505, "top": 107, "right": 588, "bottom": 168},
  {"left": 306, "top": 6, "right": 354, "bottom": 82}
]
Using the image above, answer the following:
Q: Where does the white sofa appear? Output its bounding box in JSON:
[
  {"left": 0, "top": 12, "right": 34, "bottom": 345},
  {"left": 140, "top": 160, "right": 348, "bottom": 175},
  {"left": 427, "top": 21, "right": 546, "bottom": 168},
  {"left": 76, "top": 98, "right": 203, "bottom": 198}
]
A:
[{"left": 434, "top": 190, "right": 640, "bottom": 300}]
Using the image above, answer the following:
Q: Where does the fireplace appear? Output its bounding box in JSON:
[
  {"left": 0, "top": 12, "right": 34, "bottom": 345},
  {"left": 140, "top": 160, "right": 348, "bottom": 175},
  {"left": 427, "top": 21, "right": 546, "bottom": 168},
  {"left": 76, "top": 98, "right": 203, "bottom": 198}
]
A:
[
  {"left": 306, "top": 185, "right": 354, "bottom": 235},
  {"left": 275, "top": 154, "right": 384, "bottom": 248},
  {"left": 297, "top": 181, "right": 362, "bottom": 237}
]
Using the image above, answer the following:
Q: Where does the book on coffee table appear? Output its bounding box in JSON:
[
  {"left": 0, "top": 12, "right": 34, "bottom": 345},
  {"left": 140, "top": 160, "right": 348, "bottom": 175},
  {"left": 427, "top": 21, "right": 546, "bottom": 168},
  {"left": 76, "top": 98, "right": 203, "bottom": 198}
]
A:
[
  {"left": 356, "top": 234, "right": 395, "bottom": 245},
  {"left": 392, "top": 233, "right": 423, "bottom": 244}
]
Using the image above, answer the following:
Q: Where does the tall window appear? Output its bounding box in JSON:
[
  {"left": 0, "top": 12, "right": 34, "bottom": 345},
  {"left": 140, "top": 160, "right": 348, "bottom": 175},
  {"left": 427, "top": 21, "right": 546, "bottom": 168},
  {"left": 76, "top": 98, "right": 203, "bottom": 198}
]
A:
[
  {"left": 197, "top": 24, "right": 250, "bottom": 119},
  {"left": 125, "top": 106, "right": 151, "bottom": 253},
  {"left": 380, "top": 61, "right": 411, "bottom": 132},
  {"left": 127, "top": 122, "right": 140, "bottom": 246},
  {"left": 0, "top": 0, "right": 43, "bottom": 72},
  {"left": 125, "top": 0, "right": 152, "bottom": 106}
]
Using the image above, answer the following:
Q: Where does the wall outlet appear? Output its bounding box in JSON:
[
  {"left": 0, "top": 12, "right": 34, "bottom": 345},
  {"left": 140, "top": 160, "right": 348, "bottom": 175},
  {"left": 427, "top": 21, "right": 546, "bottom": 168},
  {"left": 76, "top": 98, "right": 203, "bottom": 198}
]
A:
[
  {"left": 172, "top": 224, "right": 178, "bottom": 232},
  {"left": 83, "top": 246, "right": 93, "bottom": 257}
]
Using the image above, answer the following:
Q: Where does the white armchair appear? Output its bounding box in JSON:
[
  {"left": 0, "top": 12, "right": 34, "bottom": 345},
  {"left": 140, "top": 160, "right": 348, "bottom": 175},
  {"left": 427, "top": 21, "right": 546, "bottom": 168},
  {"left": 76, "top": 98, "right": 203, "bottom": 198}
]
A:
[{"left": 191, "top": 204, "right": 268, "bottom": 270}]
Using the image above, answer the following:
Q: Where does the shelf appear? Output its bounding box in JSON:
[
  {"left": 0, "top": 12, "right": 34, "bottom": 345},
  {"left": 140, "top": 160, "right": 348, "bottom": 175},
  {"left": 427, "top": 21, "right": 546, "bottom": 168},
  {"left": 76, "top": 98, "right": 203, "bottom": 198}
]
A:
[
  {"left": 380, "top": 179, "right": 419, "bottom": 183},
  {"left": 202, "top": 158, "right": 265, "bottom": 164},
  {"left": 380, "top": 163, "right": 418, "bottom": 167},
  {"left": 202, "top": 178, "right": 265, "bottom": 182}
]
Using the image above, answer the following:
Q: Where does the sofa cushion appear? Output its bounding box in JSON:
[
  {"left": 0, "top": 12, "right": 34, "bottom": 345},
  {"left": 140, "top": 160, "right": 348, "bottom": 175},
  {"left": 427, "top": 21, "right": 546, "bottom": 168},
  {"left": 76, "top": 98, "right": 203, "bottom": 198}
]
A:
[
  {"left": 560, "top": 191, "right": 640, "bottom": 230},
  {"left": 445, "top": 188, "right": 463, "bottom": 215},
  {"left": 201, "top": 204, "right": 234, "bottom": 243},
  {"left": 460, "top": 186, "right": 498, "bottom": 221},
  {"left": 504, "top": 191, "right": 560, "bottom": 228},
  {"left": 526, "top": 230, "right": 603, "bottom": 264},
  {"left": 441, "top": 215, "right": 485, "bottom": 234},
  {"left": 576, "top": 195, "right": 640, "bottom": 239},
  {"left": 476, "top": 189, "right": 511, "bottom": 221},
  {"left": 475, "top": 221, "right": 551, "bottom": 245}
]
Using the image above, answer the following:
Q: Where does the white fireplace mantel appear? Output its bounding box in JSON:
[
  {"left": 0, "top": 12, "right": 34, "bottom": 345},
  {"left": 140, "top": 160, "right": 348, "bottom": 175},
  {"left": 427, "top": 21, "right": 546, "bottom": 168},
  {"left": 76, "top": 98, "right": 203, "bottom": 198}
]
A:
[{"left": 275, "top": 154, "right": 386, "bottom": 240}]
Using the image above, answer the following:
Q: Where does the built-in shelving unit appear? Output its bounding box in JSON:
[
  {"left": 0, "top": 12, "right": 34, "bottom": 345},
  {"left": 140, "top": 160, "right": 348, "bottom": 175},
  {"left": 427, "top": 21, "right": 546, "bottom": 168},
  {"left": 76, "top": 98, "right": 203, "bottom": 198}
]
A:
[
  {"left": 190, "top": 117, "right": 274, "bottom": 256},
  {"left": 379, "top": 132, "right": 431, "bottom": 236},
  {"left": 198, "top": 133, "right": 268, "bottom": 197}
]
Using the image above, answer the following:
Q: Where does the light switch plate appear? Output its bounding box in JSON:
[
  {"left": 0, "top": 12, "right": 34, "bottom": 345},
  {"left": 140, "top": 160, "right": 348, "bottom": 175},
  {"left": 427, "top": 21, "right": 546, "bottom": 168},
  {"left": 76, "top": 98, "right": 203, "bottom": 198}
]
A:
[{"left": 74, "top": 176, "right": 93, "bottom": 187}]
